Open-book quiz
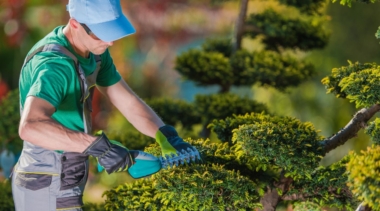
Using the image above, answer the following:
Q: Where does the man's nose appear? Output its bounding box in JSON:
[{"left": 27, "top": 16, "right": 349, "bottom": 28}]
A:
[{"left": 105, "top": 41, "right": 113, "bottom": 46}]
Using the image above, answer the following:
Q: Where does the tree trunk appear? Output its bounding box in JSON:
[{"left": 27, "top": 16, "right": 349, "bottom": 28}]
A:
[
  {"left": 259, "top": 172, "right": 293, "bottom": 211},
  {"left": 233, "top": 0, "right": 249, "bottom": 52},
  {"left": 259, "top": 187, "right": 281, "bottom": 211}
]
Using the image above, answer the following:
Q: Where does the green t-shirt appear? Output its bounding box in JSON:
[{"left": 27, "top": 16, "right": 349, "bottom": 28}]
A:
[{"left": 19, "top": 26, "right": 121, "bottom": 132}]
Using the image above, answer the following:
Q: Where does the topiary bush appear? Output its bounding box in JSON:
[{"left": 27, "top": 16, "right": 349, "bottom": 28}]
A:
[
  {"left": 231, "top": 117, "right": 324, "bottom": 180},
  {"left": 210, "top": 113, "right": 328, "bottom": 180},
  {"left": 246, "top": 8, "right": 329, "bottom": 51},
  {"left": 103, "top": 164, "right": 261, "bottom": 210},
  {"left": 103, "top": 138, "right": 263, "bottom": 211},
  {"left": 103, "top": 113, "right": 355, "bottom": 210},
  {"left": 101, "top": 0, "right": 380, "bottom": 210}
]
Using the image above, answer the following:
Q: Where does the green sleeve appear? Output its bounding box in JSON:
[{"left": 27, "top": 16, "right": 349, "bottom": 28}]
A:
[
  {"left": 27, "top": 60, "right": 74, "bottom": 109},
  {"left": 96, "top": 49, "right": 122, "bottom": 87}
]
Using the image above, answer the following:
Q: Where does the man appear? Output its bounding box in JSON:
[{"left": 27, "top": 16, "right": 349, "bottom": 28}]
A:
[{"left": 12, "top": 0, "right": 199, "bottom": 210}]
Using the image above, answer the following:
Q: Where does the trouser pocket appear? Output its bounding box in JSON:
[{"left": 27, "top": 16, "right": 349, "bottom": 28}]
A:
[
  {"left": 14, "top": 173, "right": 52, "bottom": 191},
  {"left": 60, "top": 152, "right": 89, "bottom": 191}
]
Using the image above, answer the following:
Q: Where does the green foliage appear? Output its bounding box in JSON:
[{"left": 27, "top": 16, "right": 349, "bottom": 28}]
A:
[
  {"left": 365, "top": 118, "right": 380, "bottom": 145},
  {"left": 103, "top": 163, "right": 261, "bottom": 211},
  {"left": 347, "top": 145, "right": 380, "bottom": 210},
  {"left": 211, "top": 113, "right": 325, "bottom": 180},
  {"left": 321, "top": 61, "right": 376, "bottom": 98},
  {"left": 0, "top": 89, "right": 23, "bottom": 154},
  {"left": 293, "top": 201, "right": 323, "bottom": 211},
  {"left": 103, "top": 138, "right": 277, "bottom": 210},
  {"left": 176, "top": 37, "right": 315, "bottom": 91},
  {"left": 230, "top": 49, "right": 316, "bottom": 90},
  {"left": 246, "top": 9, "right": 329, "bottom": 51},
  {"left": 175, "top": 49, "right": 233, "bottom": 90},
  {"left": 145, "top": 98, "right": 201, "bottom": 129},
  {"left": 201, "top": 37, "right": 232, "bottom": 58},
  {"left": 322, "top": 61, "right": 380, "bottom": 108},
  {"left": 339, "top": 68, "right": 380, "bottom": 108},
  {"left": 289, "top": 156, "right": 357, "bottom": 210},
  {"left": 0, "top": 181, "right": 14, "bottom": 211},
  {"left": 279, "top": 0, "right": 327, "bottom": 14},
  {"left": 232, "top": 122, "right": 324, "bottom": 180},
  {"left": 331, "top": 0, "right": 378, "bottom": 7},
  {"left": 195, "top": 93, "right": 268, "bottom": 125},
  {"left": 83, "top": 203, "right": 105, "bottom": 211}
]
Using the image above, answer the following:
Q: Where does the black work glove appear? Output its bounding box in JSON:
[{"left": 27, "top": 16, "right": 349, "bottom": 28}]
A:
[{"left": 83, "top": 132, "right": 133, "bottom": 174}]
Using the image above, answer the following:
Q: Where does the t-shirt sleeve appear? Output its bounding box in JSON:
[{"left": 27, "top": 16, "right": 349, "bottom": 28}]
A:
[
  {"left": 27, "top": 61, "right": 72, "bottom": 108},
  {"left": 96, "top": 49, "right": 122, "bottom": 87}
]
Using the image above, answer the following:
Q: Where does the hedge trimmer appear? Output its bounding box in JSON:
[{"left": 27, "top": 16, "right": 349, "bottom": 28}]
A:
[
  {"left": 98, "top": 147, "right": 201, "bottom": 179},
  {"left": 127, "top": 147, "right": 201, "bottom": 179}
]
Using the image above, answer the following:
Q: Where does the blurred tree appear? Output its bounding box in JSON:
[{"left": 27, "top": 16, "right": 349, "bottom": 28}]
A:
[
  {"left": 0, "top": 181, "right": 14, "bottom": 211},
  {"left": 0, "top": 89, "right": 22, "bottom": 155}
]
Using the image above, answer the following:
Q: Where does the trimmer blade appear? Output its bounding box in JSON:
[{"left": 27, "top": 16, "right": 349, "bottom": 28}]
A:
[{"left": 159, "top": 148, "right": 201, "bottom": 169}]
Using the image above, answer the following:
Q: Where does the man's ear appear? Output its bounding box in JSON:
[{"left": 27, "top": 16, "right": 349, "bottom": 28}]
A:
[{"left": 68, "top": 18, "right": 80, "bottom": 29}]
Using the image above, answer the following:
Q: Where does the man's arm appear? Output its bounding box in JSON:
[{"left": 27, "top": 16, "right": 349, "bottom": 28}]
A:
[
  {"left": 18, "top": 96, "right": 96, "bottom": 152},
  {"left": 97, "top": 79, "right": 165, "bottom": 138}
]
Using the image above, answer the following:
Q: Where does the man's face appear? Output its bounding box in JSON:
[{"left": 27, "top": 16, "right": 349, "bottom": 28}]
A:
[{"left": 79, "top": 23, "right": 113, "bottom": 55}]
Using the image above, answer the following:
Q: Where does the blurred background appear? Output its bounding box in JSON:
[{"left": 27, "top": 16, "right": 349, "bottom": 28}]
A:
[{"left": 1, "top": 0, "right": 380, "bottom": 209}]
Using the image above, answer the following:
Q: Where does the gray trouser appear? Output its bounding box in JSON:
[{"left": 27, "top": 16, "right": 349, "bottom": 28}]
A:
[{"left": 11, "top": 152, "right": 89, "bottom": 211}]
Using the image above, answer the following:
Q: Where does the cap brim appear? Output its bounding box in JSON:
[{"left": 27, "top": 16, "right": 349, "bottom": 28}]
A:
[{"left": 87, "top": 15, "right": 136, "bottom": 42}]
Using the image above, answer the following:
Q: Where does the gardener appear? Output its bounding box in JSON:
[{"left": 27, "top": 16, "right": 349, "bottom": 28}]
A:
[{"left": 11, "top": 0, "right": 199, "bottom": 210}]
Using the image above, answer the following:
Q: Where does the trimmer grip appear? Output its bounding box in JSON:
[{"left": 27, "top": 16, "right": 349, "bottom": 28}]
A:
[{"left": 128, "top": 151, "right": 162, "bottom": 179}]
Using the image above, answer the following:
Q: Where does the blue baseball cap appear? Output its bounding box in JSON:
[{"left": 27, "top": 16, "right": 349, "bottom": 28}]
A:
[{"left": 67, "top": 0, "right": 136, "bottom": 42}]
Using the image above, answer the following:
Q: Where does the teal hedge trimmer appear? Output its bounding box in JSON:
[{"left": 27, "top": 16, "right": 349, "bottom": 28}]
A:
[{"left": 98, "top": 147, "right": 201, "bottom": 179}]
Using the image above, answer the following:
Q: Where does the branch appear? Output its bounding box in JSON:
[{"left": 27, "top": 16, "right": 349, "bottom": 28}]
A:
[
  {"left": 259, "top": 171, "right": 293, "bottom": 211},
  {"left": 233, "top": 0, "right": 249, "bottom": 52},
  {"left": 321, "top": 104, "right": 380, "bottom": 155}
]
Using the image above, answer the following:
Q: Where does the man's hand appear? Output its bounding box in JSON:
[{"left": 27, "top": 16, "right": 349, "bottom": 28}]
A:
[
  {"left": 85, "top": 133, "right": 162, "bottom": 178},
  {"left": 83, "top": 132, "right": 133, "bottom": 174},
  {"left": 155, "top": 125, "right": 201, "bottom": 161}
]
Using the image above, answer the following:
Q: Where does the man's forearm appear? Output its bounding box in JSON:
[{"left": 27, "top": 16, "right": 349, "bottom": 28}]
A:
[
  {"left": 120, "top": 96, "right": 165, "bottom": 137},
  {"left": 98, "top": 80, "right": 165, "bottom": 138},
  {"left": 19, "top": 116, "right": 96, "bottom": 152}
]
